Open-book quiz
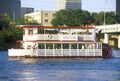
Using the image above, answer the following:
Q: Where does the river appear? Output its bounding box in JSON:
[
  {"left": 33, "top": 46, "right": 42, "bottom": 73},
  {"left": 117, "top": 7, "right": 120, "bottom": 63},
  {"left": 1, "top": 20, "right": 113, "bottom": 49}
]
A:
[{"left": 0, "top": 50, "right": 120, "bottom": 81}]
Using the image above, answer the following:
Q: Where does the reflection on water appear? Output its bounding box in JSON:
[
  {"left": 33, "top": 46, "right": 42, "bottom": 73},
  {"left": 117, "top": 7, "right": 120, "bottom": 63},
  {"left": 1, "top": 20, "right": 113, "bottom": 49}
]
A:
[{"left": 0, "top": 51, "right": 120, "bottom": 81}]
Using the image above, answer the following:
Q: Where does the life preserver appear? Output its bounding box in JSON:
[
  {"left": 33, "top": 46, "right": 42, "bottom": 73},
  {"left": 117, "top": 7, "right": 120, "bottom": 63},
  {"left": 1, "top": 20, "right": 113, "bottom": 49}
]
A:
[{"left": 48, "top": 34, "right": 52, "bottom": 39}]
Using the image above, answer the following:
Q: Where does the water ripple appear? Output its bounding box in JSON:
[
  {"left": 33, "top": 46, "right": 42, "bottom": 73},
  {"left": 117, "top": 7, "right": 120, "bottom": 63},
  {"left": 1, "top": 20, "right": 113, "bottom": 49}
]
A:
[{"left": 0, "top": 51, "right": 120, "bottom": 81}]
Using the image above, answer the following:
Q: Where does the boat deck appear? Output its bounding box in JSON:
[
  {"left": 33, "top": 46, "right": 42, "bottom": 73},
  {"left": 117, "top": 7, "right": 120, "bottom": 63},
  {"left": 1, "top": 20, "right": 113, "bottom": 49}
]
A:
[{"left": 8, "top": 49, "right": 102, "bottom": 58}]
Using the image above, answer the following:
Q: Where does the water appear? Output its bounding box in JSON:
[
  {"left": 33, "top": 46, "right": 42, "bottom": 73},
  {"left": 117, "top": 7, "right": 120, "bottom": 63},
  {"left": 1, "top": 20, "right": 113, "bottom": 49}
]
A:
[{"left": 0, "top": 51, "right": 120, "bottom": 81}]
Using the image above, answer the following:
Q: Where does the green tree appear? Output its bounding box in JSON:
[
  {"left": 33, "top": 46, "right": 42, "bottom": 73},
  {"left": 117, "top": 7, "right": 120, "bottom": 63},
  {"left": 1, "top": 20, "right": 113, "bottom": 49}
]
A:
[
  {"left": 51, "top": 9, "right": 94, "bottom": 26},
  {"left": 0, "top": 13, "right": 11, "bottom": 30},
  {"left": 0, "top": 13, "right": 40, "bottom": 50},
  {"left": 105, "top": 12, "right": 116, "bottom": 24},
  {"left": 15, "top": 16, "right": 39, "bottom": 25},
  {"left": 24, "top": 16, "right": 39, "bottom": 25},
  {"left": 116, "top": 15, "right": 120, "bottom": 24},
  {"left": 0, "top": 22, "right": 22, "bottom": 50},
  {"left": 93, "top": 12, "right": 104, "bottom": 25},
  {"left": 93, "top": 12, "right": 117, "bottom": 25}
]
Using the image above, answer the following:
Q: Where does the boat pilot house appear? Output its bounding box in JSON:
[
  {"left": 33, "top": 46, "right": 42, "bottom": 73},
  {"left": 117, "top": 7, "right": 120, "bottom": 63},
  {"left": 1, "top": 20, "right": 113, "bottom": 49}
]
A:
[{"left": 8, "top": 25, "right": 112, "bottom": 58}]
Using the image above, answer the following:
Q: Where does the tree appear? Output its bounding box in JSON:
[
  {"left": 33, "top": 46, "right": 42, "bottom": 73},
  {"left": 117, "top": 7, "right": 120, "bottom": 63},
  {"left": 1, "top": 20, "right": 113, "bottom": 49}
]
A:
[
  {"left": 105, "top": 12, "right": 116, "bottom": 24},
  {"left": 51, "top": 9, "right": 94, "bottom": 26},
  {"left": 93, "top": 12, "right": 117, "bottom": 25},
  {"left": 0, "top": 21, "right": 22, "bottom": 50},
  {"left": 15, "top": 16, "right": 39, "bottom": 25},
  {"left": 0, "top": 13, "right": 39, "bottom": 50},
  {"left": 24, "top": 16, "right": 39, "bottom": 25},
  {"left": 0, "top": 13, "right": 11, "bottom": 30},
  {"left": 116, "top": 15, "right": 120, "bottom": 24}
]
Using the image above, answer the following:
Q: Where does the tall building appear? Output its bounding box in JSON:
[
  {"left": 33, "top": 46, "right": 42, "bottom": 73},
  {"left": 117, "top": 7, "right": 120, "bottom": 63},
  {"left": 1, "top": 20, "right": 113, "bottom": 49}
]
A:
[
  {"left": 116, "top": 0, "right": 120, "bottom": 16},
  {"left": 21, "top": 7, "right": 34, "bottom": 17},
  {"left": 56, "top": 0, "right": 82, "bottom": 11},
  {"left": 0, "top": 0, "right": 21, "bottom": 19}
]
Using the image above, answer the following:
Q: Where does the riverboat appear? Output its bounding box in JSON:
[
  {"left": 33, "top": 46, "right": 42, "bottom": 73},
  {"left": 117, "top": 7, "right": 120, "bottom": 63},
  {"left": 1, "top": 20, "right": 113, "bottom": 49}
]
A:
[{"left": 8, "top": 25, "right": 112, "bottom": 58}]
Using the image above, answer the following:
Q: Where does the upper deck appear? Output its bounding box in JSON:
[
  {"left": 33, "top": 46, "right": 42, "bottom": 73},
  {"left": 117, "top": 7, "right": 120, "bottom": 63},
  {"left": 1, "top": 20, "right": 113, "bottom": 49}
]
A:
[{"left": 16, "top": 25, "right": 96, "bottom": 42}]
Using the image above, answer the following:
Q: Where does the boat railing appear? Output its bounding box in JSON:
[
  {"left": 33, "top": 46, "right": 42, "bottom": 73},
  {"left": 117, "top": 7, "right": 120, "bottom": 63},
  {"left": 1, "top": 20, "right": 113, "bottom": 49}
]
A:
[
  {"left": 37, "top": 49, "right": 102, "bottom": 57},
  {"left": 23, "top": 34, "right": 94, "bottom": 41},
  {"left": 9, "top": 49, "right": 102, "bottom": 57}
]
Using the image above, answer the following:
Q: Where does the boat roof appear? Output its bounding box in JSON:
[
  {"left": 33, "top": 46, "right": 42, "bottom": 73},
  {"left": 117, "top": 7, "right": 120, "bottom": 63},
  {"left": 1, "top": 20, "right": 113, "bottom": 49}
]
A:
[{"left": 16, "top": 24, "right": 95, "bottom": 29}]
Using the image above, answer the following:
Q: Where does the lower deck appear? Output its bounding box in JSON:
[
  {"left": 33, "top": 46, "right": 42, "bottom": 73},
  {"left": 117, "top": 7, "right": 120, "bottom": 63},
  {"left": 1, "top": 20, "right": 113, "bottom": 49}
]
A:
[
  {"left": 9, "top": 42, "right": 108, "bottom": 58},
  {"left": 9, "top": 49, "right": 102, "bottom": 58}
]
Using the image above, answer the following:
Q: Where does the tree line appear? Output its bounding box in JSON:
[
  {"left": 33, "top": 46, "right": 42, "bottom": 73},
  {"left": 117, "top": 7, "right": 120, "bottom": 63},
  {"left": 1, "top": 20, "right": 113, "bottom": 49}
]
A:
[
  {"left": 0, "top": 13, "right": 39, "bottom": 50},
  {"left": 51, "top": 9, "right": 120, "bottom": 26},
  {"left": 0, "top": 9, "right": 120, "bottom": 50}
]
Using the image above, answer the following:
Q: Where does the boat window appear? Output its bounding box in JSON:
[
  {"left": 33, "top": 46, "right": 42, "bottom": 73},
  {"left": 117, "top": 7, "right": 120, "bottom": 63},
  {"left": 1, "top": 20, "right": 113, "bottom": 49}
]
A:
[
  {"left": 22, "top": 29, "right": 25, "bottom": 35},
  {"left": 71, "top": 44, "right": 77, "bottom": 49},
  {"left": 45, "top": 29, "right": 58, "bottom": 34},
  {"left": 63, "top": 43, "right": 69, "bottom": 49},
  {"left": 28, "top": 28, "right": 33, "bottom": 35},
  {"left": 85, "top": 29, "right": 91, "bottom": 35},
  {"left": 27, "top": 45, "right": 31, "bottom": 49},
  {"left": 54, "top": 43, "right": 61, "bottom": 49},
  {"left": 38, "top": 28, "right": 44, "bottom": 34},
  {"left": 78, "top": 44, "right": 83, "bottom": 49},
  {"left": 77, "top": 29, "right": 92, "bottom": 35},
  {"left": 46, "top": 43, "right": 53, "bottom": 49},
  {"left": 38, "top": 43, "right": 44, "bottom": 49}
]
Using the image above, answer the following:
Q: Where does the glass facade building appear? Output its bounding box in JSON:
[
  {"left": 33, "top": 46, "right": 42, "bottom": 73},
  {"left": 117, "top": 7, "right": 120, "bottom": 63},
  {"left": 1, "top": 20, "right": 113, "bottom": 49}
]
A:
[
  {"left": 0, "top": 0, "right": 21, "bottom": 19},
  {"left": 56, "top": 0, "right": 81, "bottom": 11},
  {"left": 116, "top": 0, "right": 120, "bottom": 16},
  {"left": 21, "top": 7, "right": 34, "bottom": 17}
]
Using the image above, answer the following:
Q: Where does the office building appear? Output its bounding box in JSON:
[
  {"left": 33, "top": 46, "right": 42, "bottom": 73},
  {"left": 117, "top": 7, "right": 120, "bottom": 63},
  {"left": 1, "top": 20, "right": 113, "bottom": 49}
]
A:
[
  {"left": 56, "top": 0, "right": 82, "bottom": 11},
  {"left": 116, "top": 0, "right": 120, "bottom": 16},
  {"left": 21, "top": 7, "right": 34, "bottom": 17},
  {"left": 0, "top": 0, "right": 21, "bottom": 19}
]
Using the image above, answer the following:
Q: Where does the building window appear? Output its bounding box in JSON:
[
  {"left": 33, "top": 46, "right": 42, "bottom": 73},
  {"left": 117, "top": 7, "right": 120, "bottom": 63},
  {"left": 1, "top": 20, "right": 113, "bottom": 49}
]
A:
[
  {"left": 44, "top": 19, "right": 48, "bottom": 23},
  {"left": 27, "top": 45, "right": 31, "bottom": 49},
  {"left": 28, "top": 28, "right": 33, "bottom": 35},
  {"left": 44, "top": 13, "right": 48, "bottom": 17},
  {"left": 53, "top": 13, "right": 55, "bottom": 17}
]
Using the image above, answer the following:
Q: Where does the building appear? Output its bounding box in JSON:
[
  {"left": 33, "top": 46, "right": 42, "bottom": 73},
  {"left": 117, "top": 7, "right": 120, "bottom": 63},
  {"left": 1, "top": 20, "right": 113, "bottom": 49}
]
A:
[
  {"left": 116, "top": 0, "right": 120, "bottom": 16},
  {"left": 41, "top": 11, "right": 56, "bottom": 26},
  {"left": 25, "top": 10, "right": 56, "bottom": 26},
  {"left": 21, "top": 7, "right": 34, "bottom": 17},
  {"left": 0, "top": 0, "right": 21, "bottom": 19},
  {"left": 25, "top": 11, "right": 42, "bottom": 24},
  {"left": 56, "top": 0, "right": 82, "bottom": 11}
]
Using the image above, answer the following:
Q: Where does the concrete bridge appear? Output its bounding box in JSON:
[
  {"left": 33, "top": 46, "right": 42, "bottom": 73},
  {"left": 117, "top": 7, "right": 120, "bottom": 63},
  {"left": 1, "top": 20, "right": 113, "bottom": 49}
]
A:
[{"left": 96, "top": 24, "right": 120, "bottom": 48}]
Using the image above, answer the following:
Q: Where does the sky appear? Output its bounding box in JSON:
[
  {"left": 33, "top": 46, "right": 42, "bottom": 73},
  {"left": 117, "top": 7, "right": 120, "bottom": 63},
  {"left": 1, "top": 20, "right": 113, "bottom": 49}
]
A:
[{"left": 21, "top": 0, "right": 116, "bottom": 12}]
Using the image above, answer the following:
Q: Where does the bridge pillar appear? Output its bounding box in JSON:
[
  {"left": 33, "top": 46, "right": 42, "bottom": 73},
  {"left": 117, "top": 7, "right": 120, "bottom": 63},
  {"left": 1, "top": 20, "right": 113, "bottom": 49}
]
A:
[
  {"left": 118, "top": 35, "right": 120, "bottom": 48},
  {"left": 104, "top": 33, "right": 109, "bottom": 44}
]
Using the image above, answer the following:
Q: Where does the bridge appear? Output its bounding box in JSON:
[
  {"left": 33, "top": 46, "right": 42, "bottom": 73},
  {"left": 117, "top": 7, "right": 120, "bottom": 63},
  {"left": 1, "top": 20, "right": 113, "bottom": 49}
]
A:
[{"left": 96, "top": 24, "right": 120, "bottom": 48}]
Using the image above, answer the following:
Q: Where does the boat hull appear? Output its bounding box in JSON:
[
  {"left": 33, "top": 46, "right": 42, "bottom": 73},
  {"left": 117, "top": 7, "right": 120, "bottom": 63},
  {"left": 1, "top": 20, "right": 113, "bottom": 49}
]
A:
[
  {"left": 8, "top": 48, "right": 112, "bottom": 58},
  {"left": 9, "top": 56, "right": 104, "bottom": 58}
]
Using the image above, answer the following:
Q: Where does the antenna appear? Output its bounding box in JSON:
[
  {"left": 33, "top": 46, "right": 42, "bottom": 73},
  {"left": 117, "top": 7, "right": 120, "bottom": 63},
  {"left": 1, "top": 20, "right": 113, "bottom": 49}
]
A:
[{"left": 103, "top": 0, "right": 108, "bottom": 25}]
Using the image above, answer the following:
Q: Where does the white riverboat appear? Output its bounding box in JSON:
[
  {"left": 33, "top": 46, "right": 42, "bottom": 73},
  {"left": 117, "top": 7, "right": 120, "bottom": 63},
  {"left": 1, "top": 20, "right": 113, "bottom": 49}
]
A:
[{"left": 8, "top": 25, "right": 112, "bottom": 58}]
